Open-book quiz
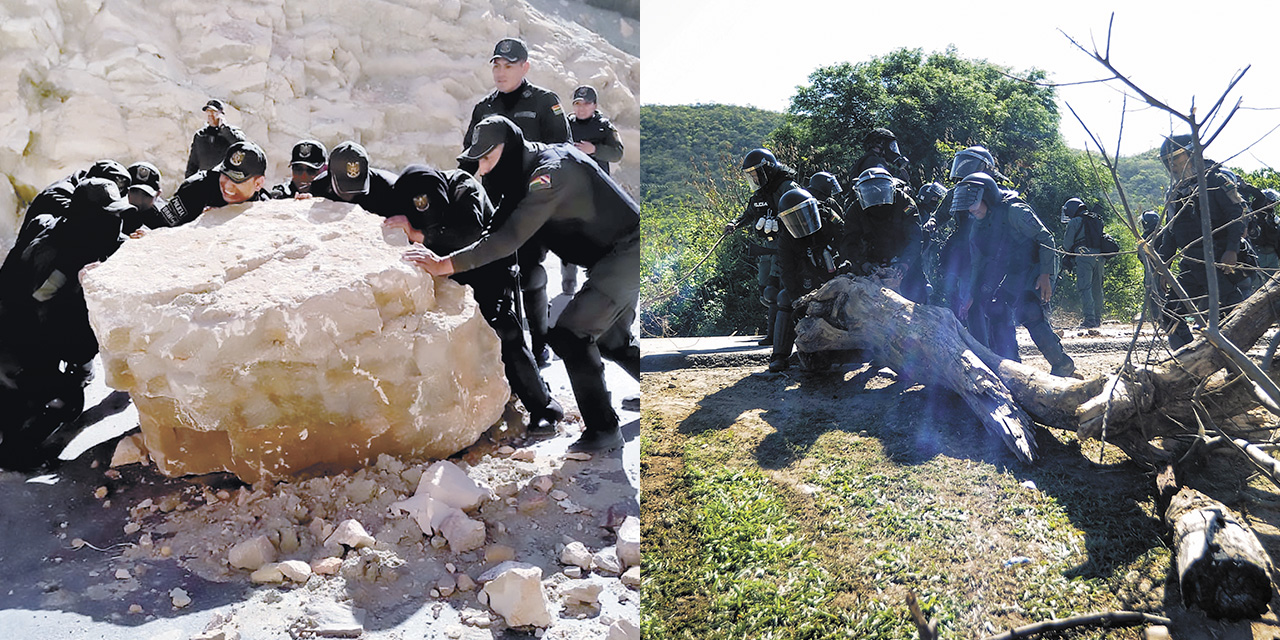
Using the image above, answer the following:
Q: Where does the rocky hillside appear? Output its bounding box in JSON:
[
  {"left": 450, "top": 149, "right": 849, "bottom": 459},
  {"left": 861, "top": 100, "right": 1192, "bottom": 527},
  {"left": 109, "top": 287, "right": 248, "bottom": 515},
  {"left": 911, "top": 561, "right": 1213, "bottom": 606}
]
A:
[{"left": 0, "top": 0, "right": 640, "bottom": 253}]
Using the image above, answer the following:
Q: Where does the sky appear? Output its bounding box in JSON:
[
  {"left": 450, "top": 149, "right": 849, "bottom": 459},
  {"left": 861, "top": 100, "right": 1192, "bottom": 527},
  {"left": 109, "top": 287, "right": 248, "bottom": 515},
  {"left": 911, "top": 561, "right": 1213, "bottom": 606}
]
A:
[{"left": 640, "top": 0, "right": 1280, "bottom": 171}]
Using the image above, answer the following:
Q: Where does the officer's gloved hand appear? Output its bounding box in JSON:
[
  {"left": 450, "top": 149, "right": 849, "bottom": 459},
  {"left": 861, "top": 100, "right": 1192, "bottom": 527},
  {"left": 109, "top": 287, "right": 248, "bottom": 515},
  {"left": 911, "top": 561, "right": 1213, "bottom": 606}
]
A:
[
  {"left": 835, "top": 260, "right": 855, "bottom": 276},
  {"left": 724, "top": 222, "right": 736, "bottom": 235},
  {"left": 922, "top": 218, "right": 936, "bottom": 234}
]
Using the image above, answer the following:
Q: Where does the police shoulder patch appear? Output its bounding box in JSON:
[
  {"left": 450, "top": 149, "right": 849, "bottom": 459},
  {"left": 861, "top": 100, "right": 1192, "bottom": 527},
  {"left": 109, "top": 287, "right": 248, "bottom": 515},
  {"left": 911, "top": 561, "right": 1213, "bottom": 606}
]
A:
[
  {"left": 551, "top": 103, "right": 563, "bottom": 116},
  {"left": 529, "top": 173, "right": 553, "bottom": 191}
]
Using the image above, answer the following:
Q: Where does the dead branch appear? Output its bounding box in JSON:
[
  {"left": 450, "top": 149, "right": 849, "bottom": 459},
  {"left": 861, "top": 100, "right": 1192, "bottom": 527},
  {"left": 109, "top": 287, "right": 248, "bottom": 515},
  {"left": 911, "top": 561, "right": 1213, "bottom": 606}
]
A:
[{"left": 979, "top": 610, "right": 1171, "bottom": 640}]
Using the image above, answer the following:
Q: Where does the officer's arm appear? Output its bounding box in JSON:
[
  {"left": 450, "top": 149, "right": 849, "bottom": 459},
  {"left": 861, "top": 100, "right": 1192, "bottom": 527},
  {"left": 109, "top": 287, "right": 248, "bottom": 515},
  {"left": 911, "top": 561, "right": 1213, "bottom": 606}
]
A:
[
  {"left": 542, "top": 94, "right": 572, "bottom": 144},
  {"left": 449, "top": 168, "right": 570, "bottom": 272},
  {"left": 592, "top": 118, "right": 624, "bottom": 164},
  {"left": 1063, "top": 217, "right": 1081, "bottom": 252},
  {"left": 1010, "top": 206, "right": 1058, "bottom": 274},
  {"left": 185, "top": 140, "right": 200, "bottom": 178},
  {"left": 838, "top": 204, "right": 867, "bottom": 270},
  {"left": 1215, "top": 178, "right": 1247, "bottom": 255},
  {"left": 463, "top": 105, "right": 483, "bottom": 151},
  {"left": 776, "top": 235, "right": 803, "bottom": 296}
]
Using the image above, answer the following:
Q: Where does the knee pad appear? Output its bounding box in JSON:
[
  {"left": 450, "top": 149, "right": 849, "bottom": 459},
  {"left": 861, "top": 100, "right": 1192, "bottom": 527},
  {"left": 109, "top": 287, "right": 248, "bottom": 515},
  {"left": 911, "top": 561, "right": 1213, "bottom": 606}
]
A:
[
  {"left": 776, "top": 288, "right": 795, "bottom": 310},
  {"left": 761, "top": 284, "right": 779, "bottom": 307},
  {"left": 521, "top": 263, "right": 548, "bottom": 291}
]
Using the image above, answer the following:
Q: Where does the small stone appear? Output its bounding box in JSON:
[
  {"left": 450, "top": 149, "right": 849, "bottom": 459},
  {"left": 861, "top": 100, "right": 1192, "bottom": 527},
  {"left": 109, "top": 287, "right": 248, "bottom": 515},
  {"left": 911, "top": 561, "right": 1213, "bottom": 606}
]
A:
[
  {"left": 564, "top": 566, "right": 583, "bottom": 579},
  {"left": 229, "top": 535, "right": 277, "bottom": 571},
  {"left": 326, "top": 519, "right": 376, "bottom": 550},
  {"left": 439, "top": 513, "right": 485, "bottom": 553},
  {"left": 560, "top": 541, "right": 592, "bottom": 569},
  {"left": 511, "top": 449, "right": 536, "bottom": 462},
  {"left": 497, "top": 445, "right": 515, "bottom": 455},
  {"left": 278, "top": 560, "right": 312, "bottom": 582},
  {"left": 417, "top": 461, "right": 491, "bottom": 511},
  {"left": 563, "top": 580, "right": 604, "bottom": 605},
  {"left": 170, "top": 587, "right": 191, "bottom": 608},
  {"left": 110, "top": 434, "right": 149, "bottom": 467},
  {"left": 480, "top": 566, "right": 551, "bottom": 628},
  {"left": 591, "top": 547, "right": 623, "bottom": 575},
  {"left": 430, "top": 535, "right": 447, "bottom": 549},
  {"left": 139, "top": 534, "right": 153, "bottom": 547},
  {"left": 437, "top": 573, "right": 457, "bottom": 597},
  {"left": 70, "top": 538, "right": 86, "bottom": 549},
  {"left": 94, "top": 486, "right": 108, "bottom": 499},
  {"left": 311, "top": 557, "right": 342, "bottom": 576},
  {"left": 1145, "top": 626, "right": 1171, "bottom": 640},
  {"left": 128, "top": 604, "right": 143, "bottom": 614},
  {"left": 455, "top": 573, "right": 476, "bottom": 591},
  {"left": 123, "top": 522, "right": 141, "bottom": 535},
  {"left": 430, "top": 588, "right": 441, "bottom": 598},
  {"left": 532, "top": 476, "right": 553, "bottom": 493},
  {"left": 484, "top": 544, "right": 515, "bottom": 564},
  {"left": 616, "top": 516, "right": 640, "bottom": 568},
  {"left": 607, "top": 618, "right": 640, "bottom": 640},
  {"left": 250, "top": 564, "right": 285, "bottom": 584},
  {"left": 160, "top": 546, "right": 172, "bottom": 557},
  {"left": 563, "top": 452, "right": 592, "bottom": 461},
  {"left": 445, "top": 562, "right": 456, "bottom": 573},
  {"left": 115, "top": 568, "right": 131, "bottom": 580},
  {"left": 621, "top": 566, "right": 640, "bottom": 587},
  {"left": 549, "top": 489, "right": 569, "bottom": 501}
]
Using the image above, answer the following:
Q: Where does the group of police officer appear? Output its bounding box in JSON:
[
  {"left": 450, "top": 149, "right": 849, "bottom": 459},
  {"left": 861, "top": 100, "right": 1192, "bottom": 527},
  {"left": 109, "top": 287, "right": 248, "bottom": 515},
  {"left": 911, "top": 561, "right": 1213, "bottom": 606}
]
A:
[
  {"left": 0, "top": 36, "right": 637, "bottom": 464},
  {"left": 733, "top": 128, "right": 1280, "bottom": 378}
]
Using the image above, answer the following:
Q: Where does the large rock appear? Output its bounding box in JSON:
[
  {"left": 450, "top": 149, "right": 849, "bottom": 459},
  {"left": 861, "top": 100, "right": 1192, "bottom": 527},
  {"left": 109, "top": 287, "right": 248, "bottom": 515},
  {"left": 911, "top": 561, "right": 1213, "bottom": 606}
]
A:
[
  {"left": 480, "top": 565, "right": 552, "bottom": 628},
  {"left": 82, "top": 199, "right": 509, "bottom": 481}
]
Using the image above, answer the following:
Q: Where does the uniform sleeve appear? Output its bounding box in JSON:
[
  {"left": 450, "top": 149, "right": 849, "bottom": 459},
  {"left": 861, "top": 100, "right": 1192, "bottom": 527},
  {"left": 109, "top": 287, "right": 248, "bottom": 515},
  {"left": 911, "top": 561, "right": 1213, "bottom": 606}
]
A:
[
  {"left": 463, "top": 103, "right": 483, "bottom": 150},
  {"left": 839, "top": 202, "right": 867, "bottom": 269},
  {"left": 541, "top": 93, "right": 572, "bottom": 144},
  {"left": 1011, "top": 204, "right": 1057, "bottom": 275},
  {"left": 1063, "top": 217, "right": 1083, "bottom": 253},
  {"left": 592, "top": 117, "right": 624, "bottom": 164},
  {"left": 450, "top": 166, "right": 577, "bottom": 272},
  {"left": 930, "top": 190, "right": 955, "bottom": 229},
  {"left": 185, "top": 137, "right": 200, "bottom": 178}
]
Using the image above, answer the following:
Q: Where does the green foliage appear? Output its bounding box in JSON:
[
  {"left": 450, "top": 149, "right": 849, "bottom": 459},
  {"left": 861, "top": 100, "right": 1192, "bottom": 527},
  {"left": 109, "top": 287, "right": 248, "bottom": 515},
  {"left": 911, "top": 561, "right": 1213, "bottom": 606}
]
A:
[{"left": 642, "top": 104, "right": 785, "bottom": 206}]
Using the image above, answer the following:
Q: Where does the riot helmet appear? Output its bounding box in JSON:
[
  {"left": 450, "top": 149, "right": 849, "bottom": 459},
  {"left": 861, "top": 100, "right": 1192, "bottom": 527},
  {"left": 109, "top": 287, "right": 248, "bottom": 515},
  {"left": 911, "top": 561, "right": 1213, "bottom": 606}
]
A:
[
  {"left": 917, "top": 182, "right": 946, "bottom": 210},
  {"left": 807, "top": 172, "right": 842, "bottom": 200},
  {"left": 1159, "top": 134, "right": 1194, "bottom": 170},
  {"left": 1141, "top": 210, "right": 1160, "bottom": 237},
  {"left": 865, "top": 127, "right": 900, "bottom": 157},
  {"left": 853, "top": 167, "right": 895, "bottom": 209},
  {"left": 949, "top": 146, "right": 995, "bottom": 180},
  {"left": 777, "top": 187, "right": 823, "bottom": 238},
  {"left": 742, "top": 148, "right": 777, "bottom": 190},
  {"left": 950, "top": 172, "right": 1001, "bottom": 213},
  {"left": 1060, "top": 197, "right": 1086, "bottom": 224},
  {"left": 1263, "top": 188, "right": 1280, "bottom": 203}
]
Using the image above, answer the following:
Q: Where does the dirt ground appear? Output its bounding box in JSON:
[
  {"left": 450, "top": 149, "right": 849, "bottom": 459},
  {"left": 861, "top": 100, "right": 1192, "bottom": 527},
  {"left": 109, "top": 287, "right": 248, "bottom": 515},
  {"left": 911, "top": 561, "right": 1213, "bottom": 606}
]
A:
[{"left": 642, "top": 322, "right": 1280, "bottom": 639}]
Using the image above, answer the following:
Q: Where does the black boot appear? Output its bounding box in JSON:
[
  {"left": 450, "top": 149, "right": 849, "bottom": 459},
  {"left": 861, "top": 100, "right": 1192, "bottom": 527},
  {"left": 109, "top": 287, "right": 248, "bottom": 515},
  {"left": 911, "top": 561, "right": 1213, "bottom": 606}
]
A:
[
  {"left": 548, "top": 327, "right": 624, "bottom": 453},
  {"left": 769, "top": 310, "right": 794, "bottom": 372},
  {"left": 758, "top": 305, "right": 777, "bottom": 346}
]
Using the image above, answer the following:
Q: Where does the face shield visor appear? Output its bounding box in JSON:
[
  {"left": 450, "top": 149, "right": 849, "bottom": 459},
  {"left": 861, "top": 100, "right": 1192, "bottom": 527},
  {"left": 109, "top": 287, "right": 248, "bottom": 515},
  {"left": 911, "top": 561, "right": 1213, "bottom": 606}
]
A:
[
  {"left": 779, "top": 195, "right": 823, "bottom": 238},
  {"left": 744, "top": 163, "right": 766, "bottom": 189},
  {"left": 949, "top": 151, "right": 989, "bottom": 180},
  {"left": 951, "top": 181, "right": 986, "bottom": 213},
  {"left": 855, "top": 175, "right": 895, "bottom": 209},
  {"left": 886, "top": 140, "right": 901, "bottom": 157}
]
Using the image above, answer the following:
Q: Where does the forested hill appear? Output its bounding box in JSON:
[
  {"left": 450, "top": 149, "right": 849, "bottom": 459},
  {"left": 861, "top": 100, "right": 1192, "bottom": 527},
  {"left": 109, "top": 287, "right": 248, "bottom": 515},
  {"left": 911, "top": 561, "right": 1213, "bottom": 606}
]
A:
[{"left": 641, "top": 104, "right": 784, "bottom": 205}]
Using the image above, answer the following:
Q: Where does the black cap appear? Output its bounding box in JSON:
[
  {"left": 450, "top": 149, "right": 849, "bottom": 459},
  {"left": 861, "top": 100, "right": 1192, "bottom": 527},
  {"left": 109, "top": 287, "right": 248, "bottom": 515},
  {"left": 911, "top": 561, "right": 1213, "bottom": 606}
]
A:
[
  {"left": 72, "top": 177, "right": 133, "bottom": 216},
  {"left": 203, "top": 98, "right": 226, "bottom": 112},
  {"left": 459, "top": 115, "right": 516, "bottom": 162},
  {"left": 395, "top": 164, "right": 451, "bottom": 222},
  {"left": 490, "top": 38, "right": 528, "bottom": 63},
  {"left": 86, "top": 159, "right": 131, "bottom": 196},
  {"left": 213, "top": 141, "right": 267, "bottom": 183},
  {"left": 290, "top": 139, "right": 327, "bottom": 170},
  {"left": 127, "top": 162, "right": 161, "bottom": 197},
  {"left": 329, "top": 141, "right": 371, "bottom": 195},
  {"left": 572, "top": 85, "right": 597, "bottom": 104}
]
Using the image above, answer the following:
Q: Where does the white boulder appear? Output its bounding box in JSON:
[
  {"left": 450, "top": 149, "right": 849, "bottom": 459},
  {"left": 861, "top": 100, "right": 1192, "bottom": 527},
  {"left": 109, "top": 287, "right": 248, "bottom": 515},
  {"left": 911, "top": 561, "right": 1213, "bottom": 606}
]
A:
[
  {"left": 616, "top": 515, "right": 640, "bottom": 568},
  {"left": 228, "top": 535, "right": 276, "bottom": 571},
  {"left": 479, "top": 565, "right": 551, "bottom": 628}
]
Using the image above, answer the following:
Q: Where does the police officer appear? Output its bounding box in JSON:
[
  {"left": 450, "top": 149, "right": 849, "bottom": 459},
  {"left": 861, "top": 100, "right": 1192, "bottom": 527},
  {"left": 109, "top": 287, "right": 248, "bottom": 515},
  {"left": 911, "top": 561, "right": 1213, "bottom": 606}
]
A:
[
  {"left": 0, "top": 178, "right": 131, "bottom": 465},
  {"left": 19, "top": 159, "right": 132, "bottom": 239},
  {"left": 567, "top": 85, "right": 624, "bottom": 175},
  {"left": 851, "top": 127, "right": 909, "bottom": 183},
  {"left": 405, "top": 115, "right": 638, "bottom": 454},
  {"left": 916, "top": 182, "right": 946, "bottom": 221},
  {"left": 1155, "top": 134, "right": 1247, "bottom": 350},
  {"left": 269, "top": 139, "right": 327, "bottom": 199},
  {"left": 385, "top": 165, "right": 564, "bottom": 435},
  {"left": 156, "top": 140, "right": 269, "bottom": 228},
  {"left": 841, "top": 167, "right": 927, "bottom": 303},
  {"left": 770, "top": 186, "right": 846, "bottom": 371},
  {"left": 463, "top": 38, "right": 572, "bottom": 368},
  {"left": 1060, "top": 197, "right": 1105, "bottom": 329},
  {"left": 121, "top": 161, "right": 167, "bottom": 235},
  {"left": 185, "top": 98, "right": 247, "bottom": 178},
  {"left": 725, "top": 148, "right": 800, "bottom": 347},
  {"left": 306, "top": 141, "right": 398, "bottom": 217},
  {"left": 955, "top": 172, "right": 1076, "bottom": 377},
  {"left": 922, "top": 146, "right": 1002, "bottom": 331}
]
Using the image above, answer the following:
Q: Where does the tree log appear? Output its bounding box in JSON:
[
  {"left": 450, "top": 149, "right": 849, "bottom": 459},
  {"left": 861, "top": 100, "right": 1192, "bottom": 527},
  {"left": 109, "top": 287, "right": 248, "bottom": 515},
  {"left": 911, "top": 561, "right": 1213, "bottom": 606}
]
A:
[{"left": 1163, "top": 484, "right": 1274, "bottom": 619}]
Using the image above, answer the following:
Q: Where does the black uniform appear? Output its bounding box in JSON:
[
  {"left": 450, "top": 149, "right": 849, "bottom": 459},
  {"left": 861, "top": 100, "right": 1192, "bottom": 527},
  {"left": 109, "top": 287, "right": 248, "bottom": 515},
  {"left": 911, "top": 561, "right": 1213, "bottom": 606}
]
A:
[
  {"left": 927, "top": 187, "right": 986, "bottom": 332},
  {"left": 120, "top": 195, "right": 170, "bottom": 234},
  {"left": 568, "top": 111, "right": 624, "bottom": 175},
  {"left": 842, "top": 184, "right": 927, "bottom": 303},
  {"left": 771, "top": 198, "right": 846, "bottom": 368},
  {"left": 19, "top": 162, "right": 131, "bottom": 238},
  {"left": 308, "top": 168, "right": 399, "bottom": 217},
  {"left": 394, "top": 165, "right": 562, "bottom": 429},
  {"left": 154, "top": 171, "right": 269, "bottom": 228},
  {"left": 1157, "top": 164, "right": 1247, "bottom": 349},
  {"left": 464, "top": 79, "right": 572, "bottom": 365},
  {"left": 452, "top": 121, "right": 638, "bottom": 451},
  {"left": 185, "top": 124, "right": 247, "bottom": 178},
  {"left": 268, "top": 180, "right": 304, "bottom": 200},
  {"left": 730, "top": 168, "right": 799, "bottom": 343}
]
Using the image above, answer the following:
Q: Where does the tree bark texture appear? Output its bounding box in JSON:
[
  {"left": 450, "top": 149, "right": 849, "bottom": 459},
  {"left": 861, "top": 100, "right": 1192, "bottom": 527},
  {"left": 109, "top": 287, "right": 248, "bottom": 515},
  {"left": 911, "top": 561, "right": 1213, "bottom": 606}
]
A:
[{"left": 1163, "top": 485, "right": 1274, "bottom": 619}]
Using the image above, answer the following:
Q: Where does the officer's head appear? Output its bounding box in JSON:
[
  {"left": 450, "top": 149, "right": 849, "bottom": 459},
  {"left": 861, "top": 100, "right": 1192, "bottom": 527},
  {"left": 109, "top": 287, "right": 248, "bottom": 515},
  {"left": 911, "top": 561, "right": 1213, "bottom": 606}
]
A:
[
  {"left": 127, "top": 161, "right": 161, "bottom": 209},
  {"left": 807, "top": 172, "right": 842, "bottom": 201},
  {"left": 854, "top": 167, "right": 896, "bottom": 209},
  {"left": 864, "top": 128, "right": 898, "bottom": 154},
  {"left": 71, "top": 178, "right": 132, "bottom": 239},
  {"left": 1060, "top": 197, "right": 1086, "bottom": 224},
  {"left": 949, "top": 146, "right": 995, "bottom": 180},
  {"left": 327, "top": 141, "right": 372, "bottom": 200},
  {"left": 778, "top": 187, "right": 822, "bottom": 238},
  {"left": 490, "top": 38, "right": 530, "bottom": 93},
  {"left": 572, "top": 85, "right": 598, "bottom": 120},
  {"left": 214, "top": 141, "right": 267, "bottom": 204},
  {"left": 289, "top": 139, "right": 327, "bottom": 191},
  {"left": 460, "top": 115, "right": 526, "bottom": 178},
  {"left": 1263, "top": 188, "right": 1280, "bottom": 212},
  {"left": 393, "top": 164, "right": 459, "bottom": 250},
  {"left": 918, "top": 182, "right": 946, "bottom": 211},
  {"left": 951, "top": 172, "right": 1001, "bottom": 219},
  {"left": 1160, "top": 134, "right": 1195, "bottom": 175},
  {"left": 87, "top": 159, "right": 131, "bottom": 197},
  {"left": 203, "top": 98, "right": 226, "bottom": 127},
  {"left": 741, "top": 148, "right": 777, "bottom": 190}
]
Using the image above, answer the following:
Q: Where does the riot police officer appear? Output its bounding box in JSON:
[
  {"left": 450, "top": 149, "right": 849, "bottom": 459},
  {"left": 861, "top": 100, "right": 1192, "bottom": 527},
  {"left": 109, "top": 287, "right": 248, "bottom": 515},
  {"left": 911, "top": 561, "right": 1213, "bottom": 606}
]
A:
[
  {"left": 916, "top": 182, "right": 946, "bottom": 220},
  {"left": 725, "top": 148, "right": 800, "bottom": 346},
  {"left": 770, "top": 186, "right": 846, "bottom": 371},
  {"left": 562, "top": 84, "right": 626, "bottom": 295},
  {"left": 385, "top": 164, "right": 564, "bottom": 436},
  {"left": 306, "top": 141, "right": 398, "bottom": 217},
  {"left": 155, "top": 140, "right": 270, "bottom": 228},
  {"left": 954, "top": 172, "right": 1076, "bottom": 377},
  {"left": 19, "top": 159, "right": 131, "bottom": 239},
  {"left": 841, "top": 167, "right": 927, "bottom": 303},
  {"left": 1155, "top": 134, "right": 1247, "bottom": 350},
  {"left": 851, "top": 128, "right": 909, "bottom": 183},
  {"left": 1060, "top": 197, "right": 1105, "bottom": 328},
  {"left": 269, "top": 139, "right": 327, "bottom": 199},
  {"left": 185, "top": 98, "right": 247, "bottom": 178},
  {"left": 922, "top": 146, "right": 1001, "bottom": 330},
  {"left": 404, "top": 115, "right": 638, "bottom": 454}
]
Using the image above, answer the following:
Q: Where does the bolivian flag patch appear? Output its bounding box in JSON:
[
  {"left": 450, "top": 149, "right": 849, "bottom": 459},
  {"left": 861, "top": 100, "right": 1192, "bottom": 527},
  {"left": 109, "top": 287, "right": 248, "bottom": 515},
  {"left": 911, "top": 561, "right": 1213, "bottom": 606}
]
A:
[
  {"left": 551, "top": 103, "right": 563, "bottom": 116},
  {"left": 530, "top": 174, "right": 553, "bottom": 191}
]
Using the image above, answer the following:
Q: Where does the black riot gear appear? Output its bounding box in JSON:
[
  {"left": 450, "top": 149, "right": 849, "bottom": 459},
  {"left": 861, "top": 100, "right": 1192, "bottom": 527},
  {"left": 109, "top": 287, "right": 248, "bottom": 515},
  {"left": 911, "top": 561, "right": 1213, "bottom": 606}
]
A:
[
  {"left": 778, "top": 188, "right": 822, "bottom": 238},
  {"left": 1159, "top": 134, "right": 1194, "bottom": 169},
  {"left": 854, "top": 167, "right": 896, "bottom": 208},
  {"left": 807, "top": 172, "right": 842, "bottom": 201},
  {"left": 951, "top": 172, "right": 1001, "bottom": 213},
  {"left": 918, "top": 182, "right": 946, "bottom": 212},
  {"left": 1060, "top": 197, "right": 1086, "bottom": 224},
  {"left": 742, "top": 148, "right": 778, "bottom": 190},
  {"left": 949, "top": 146, "right": 995, "bottom": 180}
]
